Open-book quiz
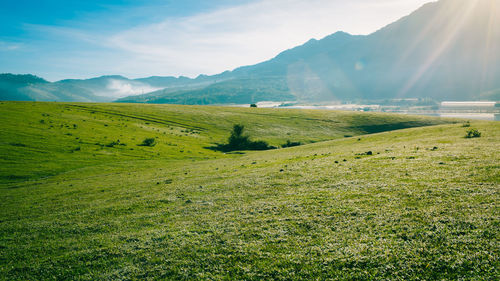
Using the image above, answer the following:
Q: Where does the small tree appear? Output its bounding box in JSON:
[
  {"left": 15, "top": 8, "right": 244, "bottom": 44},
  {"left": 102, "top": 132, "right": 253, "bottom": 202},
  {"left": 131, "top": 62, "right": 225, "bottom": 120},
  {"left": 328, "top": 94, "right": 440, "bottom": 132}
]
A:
[
  {"left": 227, "top": 124, "right": 250, "bottom": 150},
  {"left": 250, "top": 104, "right": 258, "bottom": 108}
]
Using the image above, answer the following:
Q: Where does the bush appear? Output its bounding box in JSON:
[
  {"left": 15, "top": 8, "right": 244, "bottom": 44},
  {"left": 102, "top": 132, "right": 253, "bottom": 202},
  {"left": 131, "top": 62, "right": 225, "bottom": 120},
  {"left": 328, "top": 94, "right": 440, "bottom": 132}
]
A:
[
  {"left": 106, "top": 140, "right": 120, "bottom": 147},
  {"left": 282, "top": 140, "right": 302, "bottom": 148},
  {"left": 9, "top": 142, "right": 27, "bottom": 147},
  {"left": 250, "top": 104, "right": 257, "bottom": 108},
  {"left": 462, "top": 121, "right": 471, "bottom": 127},
  {"left": 139, "top": 138, "right": 157, "bottom": 147},
  {"left": 216, "top": 124, "right": 274, "bottom": 152},
  {"left": 247, "top": 140, "right": 271, "bottom": 150},
  {"left": 465, "top": 128, "right": 481, "bottom": 138}
]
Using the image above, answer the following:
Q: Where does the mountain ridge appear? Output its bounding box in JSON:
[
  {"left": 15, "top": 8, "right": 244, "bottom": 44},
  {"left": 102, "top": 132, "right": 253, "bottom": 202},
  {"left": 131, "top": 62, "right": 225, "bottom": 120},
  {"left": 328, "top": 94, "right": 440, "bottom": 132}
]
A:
[{"left": 2, "top": 0, "right": 499, "bottom": 104}]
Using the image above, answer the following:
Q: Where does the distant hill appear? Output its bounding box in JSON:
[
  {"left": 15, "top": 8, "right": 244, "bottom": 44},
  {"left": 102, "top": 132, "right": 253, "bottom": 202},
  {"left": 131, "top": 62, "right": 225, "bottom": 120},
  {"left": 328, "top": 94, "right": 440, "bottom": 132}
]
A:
[
  {"left": 0, "top": 73, "right": 221, "bottom": 102},
  {"left": 0, "top": 74, "right": 47, "bottom": 101},
  {"left": 117, "top": 77, "right": 294, "bottom": 105},
  {"left": 0, "top": 74, "right": 115, "bottom": 102},
  {"left": 2, "top": 0, "right": 499, "bottom": 104}
]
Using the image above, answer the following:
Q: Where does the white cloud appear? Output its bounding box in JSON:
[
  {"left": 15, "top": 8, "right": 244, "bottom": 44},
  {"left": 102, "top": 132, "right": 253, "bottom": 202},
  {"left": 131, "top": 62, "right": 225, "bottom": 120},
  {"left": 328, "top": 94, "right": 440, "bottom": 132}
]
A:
[
  {"left": 0, "top": 41, "right": 22, "bottom": 51},
  {"left": 104, "top": 79, "right": 161, "bottom": 98},
  {"left": 105, "top": 0, "right": 431, "bottom": 78},
  {"left": 4, "top": 0, "right": 431, "bottom": 80}
]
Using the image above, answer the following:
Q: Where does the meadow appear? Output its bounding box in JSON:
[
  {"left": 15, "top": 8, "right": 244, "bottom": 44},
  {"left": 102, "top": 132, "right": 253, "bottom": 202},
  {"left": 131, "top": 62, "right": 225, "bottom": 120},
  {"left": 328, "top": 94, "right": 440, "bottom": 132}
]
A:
[{"left": 0, "top": 102, "right": 498, "bottom": 280}]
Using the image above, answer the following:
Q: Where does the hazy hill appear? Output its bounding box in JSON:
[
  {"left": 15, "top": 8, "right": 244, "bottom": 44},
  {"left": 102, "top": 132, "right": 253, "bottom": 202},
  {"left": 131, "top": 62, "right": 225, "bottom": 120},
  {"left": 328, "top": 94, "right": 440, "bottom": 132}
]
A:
[
  {"left": 0, "top": 74, "right": 47, "bottom": 101},
  {"left": 0, "top": 73, "right": 108, "bottom": 102},
  {"left": 0, "top": 73, "right": 221, "bottom": 102},
  {"left": 117, "top": 77, "right": 294, "bottom": 105}
]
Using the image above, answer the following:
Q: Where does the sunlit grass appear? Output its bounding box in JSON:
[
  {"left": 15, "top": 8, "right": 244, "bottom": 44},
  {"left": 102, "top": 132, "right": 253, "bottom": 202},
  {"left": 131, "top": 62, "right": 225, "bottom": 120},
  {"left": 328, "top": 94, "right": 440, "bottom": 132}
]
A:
[{"left": 0, "top": 102, "right": 498, "bottom": 280}]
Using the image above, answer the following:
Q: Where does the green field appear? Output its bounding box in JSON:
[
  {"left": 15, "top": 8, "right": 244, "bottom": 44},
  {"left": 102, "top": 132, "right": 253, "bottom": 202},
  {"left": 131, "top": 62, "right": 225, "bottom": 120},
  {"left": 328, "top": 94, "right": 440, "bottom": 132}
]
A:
[{"left": 0, "top": 102, "right": 498, "bottom": 280}]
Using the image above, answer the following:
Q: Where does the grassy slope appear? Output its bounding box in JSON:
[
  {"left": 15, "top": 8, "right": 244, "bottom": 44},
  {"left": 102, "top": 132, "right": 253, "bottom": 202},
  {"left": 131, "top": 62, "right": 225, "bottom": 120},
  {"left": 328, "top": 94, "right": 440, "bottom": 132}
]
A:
[
  {"left": 0, "top": 102, "right": 448, "bottom": 185},
  {"left": 0, "top": 102, "right": 498, "bottom": 280}
]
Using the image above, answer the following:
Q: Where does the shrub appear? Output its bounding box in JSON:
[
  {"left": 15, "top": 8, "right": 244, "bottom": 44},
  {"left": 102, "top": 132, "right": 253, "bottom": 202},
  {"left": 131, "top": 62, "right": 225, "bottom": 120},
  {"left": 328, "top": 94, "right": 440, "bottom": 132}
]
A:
[
  {"left": 250, "top": 104, "right": 257, "bottom": 108},
  {"left": 139, "top": 138, "right": 157, "bottom": 147},
  {"left": 282, "top": 140, "right": 302, "bottom": 148},
  {"left": 462, "top": 121, "right": 471, "bottom": 127},
  {"left": 465, "top": 128, "right": 481, "bottom": 138},
  {"left": 216, "top": 124, "right": 274, "bottom": 152},
  {"left": 247, "top": 140, "right": 272, "bottom": 150},
  {"left": 9, "top": 142, "right": 27, "bottom": 147},
  {"left": 106, "top": 140, "right": 120, "bottom": 147}
]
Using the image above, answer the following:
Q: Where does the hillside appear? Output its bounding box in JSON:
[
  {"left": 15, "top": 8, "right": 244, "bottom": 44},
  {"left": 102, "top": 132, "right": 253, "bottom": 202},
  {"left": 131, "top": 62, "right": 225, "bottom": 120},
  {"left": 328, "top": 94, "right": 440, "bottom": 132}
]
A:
[
  {"left": 0, "top": 74, "right": 109, "bottom": 102},
  {"left": 0, "top": 102, "right": 498, "bottom": 279},
  {"left": 0, "top": 102, "right": 450, "bottom": 185},
  {"left": 0, "top": 74, "right": 214, "bottom": 102},
  {"left": 117, "top": 77, "right": 294, "bottom": 105}
]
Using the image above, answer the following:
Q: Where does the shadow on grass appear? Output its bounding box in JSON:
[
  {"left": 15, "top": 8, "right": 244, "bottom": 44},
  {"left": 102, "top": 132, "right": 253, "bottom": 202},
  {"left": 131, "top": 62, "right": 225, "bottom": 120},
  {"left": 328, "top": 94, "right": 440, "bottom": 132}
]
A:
[
  {"left": 205, "top": 142, "right": 277, "bottom": 153},
  {"left": 207, "top": 124, "right": 277, "bottom": 153}
]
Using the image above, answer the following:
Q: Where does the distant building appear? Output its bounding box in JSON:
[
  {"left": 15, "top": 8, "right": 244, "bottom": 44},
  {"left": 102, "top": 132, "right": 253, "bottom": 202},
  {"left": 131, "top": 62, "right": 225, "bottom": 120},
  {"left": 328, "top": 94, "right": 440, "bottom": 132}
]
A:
[{"left": 441, "top": 101, "right": 496, "bottom": 109}]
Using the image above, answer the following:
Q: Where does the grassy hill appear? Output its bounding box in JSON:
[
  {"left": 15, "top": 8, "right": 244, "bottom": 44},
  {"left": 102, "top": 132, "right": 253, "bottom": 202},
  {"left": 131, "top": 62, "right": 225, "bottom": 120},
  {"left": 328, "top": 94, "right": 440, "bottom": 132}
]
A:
[
  {"left": 0, "top": 102, "right": 449, "bottom": 185},
  {"left": 0, "top": 102, "right": 498, "bottom": 280}
]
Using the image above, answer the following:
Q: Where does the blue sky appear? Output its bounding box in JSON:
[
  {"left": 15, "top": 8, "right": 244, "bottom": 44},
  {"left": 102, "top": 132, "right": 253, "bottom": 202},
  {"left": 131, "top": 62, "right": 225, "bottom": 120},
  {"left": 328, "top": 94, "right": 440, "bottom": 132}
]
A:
[{"left": 0, "top": 0, "right": 431, "bottom": 81}]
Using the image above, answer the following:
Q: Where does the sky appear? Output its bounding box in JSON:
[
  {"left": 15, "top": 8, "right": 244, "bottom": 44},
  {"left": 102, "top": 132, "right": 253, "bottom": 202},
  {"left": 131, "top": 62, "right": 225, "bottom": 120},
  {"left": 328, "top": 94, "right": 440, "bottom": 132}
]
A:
[{"left": 0, "top": 0, "right": 432, "bottom": 81}]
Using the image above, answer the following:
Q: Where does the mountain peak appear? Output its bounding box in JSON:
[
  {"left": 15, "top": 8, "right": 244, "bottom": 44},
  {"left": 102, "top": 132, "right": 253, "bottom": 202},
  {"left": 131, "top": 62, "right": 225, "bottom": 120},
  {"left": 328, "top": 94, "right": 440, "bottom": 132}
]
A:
[
  {"left": 325, "top": 31, "right": 352, "bottom": 38},
  {"left": 0, "top": 73, "right": 48, "bottom": 84}
]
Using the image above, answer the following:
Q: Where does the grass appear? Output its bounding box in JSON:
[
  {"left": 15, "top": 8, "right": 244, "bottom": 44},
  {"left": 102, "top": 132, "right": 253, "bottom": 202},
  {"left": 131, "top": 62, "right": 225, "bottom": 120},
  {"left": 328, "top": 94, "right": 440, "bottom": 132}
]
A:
[
  {"left": 0, "top": 101, "right": 449, "bottom": 185},
  {"left": 0, "top": 101, "right": 498, "bottom": 280}
]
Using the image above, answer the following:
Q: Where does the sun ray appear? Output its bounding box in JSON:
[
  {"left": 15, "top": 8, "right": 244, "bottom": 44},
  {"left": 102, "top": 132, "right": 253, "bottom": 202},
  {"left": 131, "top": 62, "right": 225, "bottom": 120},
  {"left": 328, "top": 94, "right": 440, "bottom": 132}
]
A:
[
  {"left": 397, "top": 0, "right": 480, "bottom": 97},
  {"left": 392, "top": 2, "right": 445, "bottom": 71},
  {"left": 480, "top": 0, "right": 499, "bottom": 91}
]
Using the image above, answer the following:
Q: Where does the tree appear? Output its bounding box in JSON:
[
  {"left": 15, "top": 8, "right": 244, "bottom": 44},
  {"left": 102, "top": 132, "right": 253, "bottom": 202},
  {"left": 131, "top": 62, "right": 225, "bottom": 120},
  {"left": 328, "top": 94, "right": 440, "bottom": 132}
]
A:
[
  {"left": 215, "top": 124, "right": 274, "bottom": 152},
  {"left": 228, "top": 124, "right": 250, "bottom": 150}
]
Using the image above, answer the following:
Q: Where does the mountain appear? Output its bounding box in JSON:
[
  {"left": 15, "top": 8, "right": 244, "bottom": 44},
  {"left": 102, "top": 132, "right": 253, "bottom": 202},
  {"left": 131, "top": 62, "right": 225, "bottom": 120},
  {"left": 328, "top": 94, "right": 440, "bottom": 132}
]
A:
[
  {"left": 117, "top": 77, "right": 294, "bottom": 105},
  {"left": 55, "top": 76, "right": 160, "bottom": 100},
  {"left": 0, "top": 74, "right": 180, "bottom": 102},
  {"left": 0, "top": 73, "right": 107, "bottom": 102},
  {"left": 2, "top": 0, "right": 500, "bottom": 104},
  {"left": 0, "top": 72, "right": 224, "bottom": 102},
  {"left": 120, "top": 0, "right": 500, "bottom": 104},
  {"left": 0, "top": 74, "right": 47, "bottom": 101}
]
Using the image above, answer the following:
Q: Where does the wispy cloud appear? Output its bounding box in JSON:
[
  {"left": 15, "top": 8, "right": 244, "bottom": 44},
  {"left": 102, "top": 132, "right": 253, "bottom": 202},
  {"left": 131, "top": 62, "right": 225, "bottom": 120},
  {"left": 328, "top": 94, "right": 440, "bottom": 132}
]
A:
[
  {"left": 105, "top": 0, "right": 430, "bottom": 77},
  {"left": 105, "top": 79, "right": 161, "bottom": 98},
  {"left": 0, "top": 0, "right": 430, "bottom": 80},
  {"left": 0, "top": 41, "right": 22, "bottom": 51}
]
